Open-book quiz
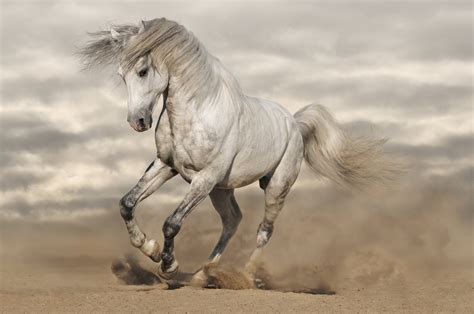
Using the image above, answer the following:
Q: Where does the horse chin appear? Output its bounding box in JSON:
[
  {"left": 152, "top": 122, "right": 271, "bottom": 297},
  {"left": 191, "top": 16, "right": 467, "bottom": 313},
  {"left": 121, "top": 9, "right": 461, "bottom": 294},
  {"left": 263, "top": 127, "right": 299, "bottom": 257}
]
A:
[
  {"left": 130, "top": 123, "right": 151, "bottom": 132},
  {"left": 136, "top": 126, "right": 151, "bottom": 133}
]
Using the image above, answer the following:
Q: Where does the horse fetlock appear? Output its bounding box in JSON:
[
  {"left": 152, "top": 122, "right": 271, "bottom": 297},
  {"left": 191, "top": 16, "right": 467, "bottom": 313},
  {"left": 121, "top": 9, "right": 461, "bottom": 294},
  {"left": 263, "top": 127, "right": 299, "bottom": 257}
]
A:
[
  {"left": 256, "top": 232, "right": 269, "bottom": 248},
  {"left": 158, "top": 258, "right": 179, "bottom": 279},
  {"left": 126, "top": 222, "right": 146, "bottom": 247},
  {"left": 130, "top": 234, "right": 146, "bottom": 248},
  {"left": 256, "top": 222, "right": 273, "bottom": 248},
  {"left": 162, "top": 219, "right": 181, "bottom": 238},
  {"left": 119, "top": 196, "right": 136, "bottom": 220}
]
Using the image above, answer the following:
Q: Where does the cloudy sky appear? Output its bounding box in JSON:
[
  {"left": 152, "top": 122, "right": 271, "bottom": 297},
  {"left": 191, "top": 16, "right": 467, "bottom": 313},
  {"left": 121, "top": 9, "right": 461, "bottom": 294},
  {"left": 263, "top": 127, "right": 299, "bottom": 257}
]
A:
[{"left": 0, "top": 0, "right": 472, "bottom": 222}]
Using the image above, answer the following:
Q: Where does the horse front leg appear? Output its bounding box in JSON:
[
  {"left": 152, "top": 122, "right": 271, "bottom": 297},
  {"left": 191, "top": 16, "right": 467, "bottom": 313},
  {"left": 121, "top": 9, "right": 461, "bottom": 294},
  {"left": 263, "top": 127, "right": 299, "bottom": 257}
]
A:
[
  {"left": 189, "top": 188, "right": 242, "bottom": 287},
  {"left": 119, "top": 159, "right": 177, "bottom": 262},
  {"left": 158, "top": 171, "right": 217, "bottom": 279}
]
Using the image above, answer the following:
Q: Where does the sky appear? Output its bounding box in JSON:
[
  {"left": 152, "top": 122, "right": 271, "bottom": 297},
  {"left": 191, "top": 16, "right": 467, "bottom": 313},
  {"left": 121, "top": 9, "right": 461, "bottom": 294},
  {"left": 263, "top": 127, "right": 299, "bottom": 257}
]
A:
[{"left": 0, "top": 0, "right": 472, "bottom": 222}]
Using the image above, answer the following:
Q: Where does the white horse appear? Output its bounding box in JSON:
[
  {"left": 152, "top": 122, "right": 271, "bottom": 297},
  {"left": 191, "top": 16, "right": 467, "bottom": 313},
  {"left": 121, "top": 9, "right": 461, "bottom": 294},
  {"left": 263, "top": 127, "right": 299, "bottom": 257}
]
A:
[{"left": 80, "top": 18, "right": 397, "bottom": 283}]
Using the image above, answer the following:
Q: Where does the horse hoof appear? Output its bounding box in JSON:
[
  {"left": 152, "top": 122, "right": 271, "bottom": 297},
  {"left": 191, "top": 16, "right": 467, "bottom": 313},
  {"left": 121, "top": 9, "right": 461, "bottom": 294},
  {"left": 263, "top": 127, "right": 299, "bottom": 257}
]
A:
[
  {"left": 190, "top": 269, "right": 208, "bottom": 287},
  {"left": 148, "top": 241, "right": 161, "bottom": 263},
  {"left": 140, "top": 239, "right": 161, "bottom": 263},
  {"left": 157, "top": 260, "right": 179, "bottom": 280}
]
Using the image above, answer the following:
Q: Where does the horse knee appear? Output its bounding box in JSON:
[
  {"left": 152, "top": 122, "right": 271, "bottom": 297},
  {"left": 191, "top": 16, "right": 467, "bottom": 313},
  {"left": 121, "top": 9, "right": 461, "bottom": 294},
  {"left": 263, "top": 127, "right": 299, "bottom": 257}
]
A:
[
  {"left": 256, "top": 222, "right": 273, "bottom": 248},
  {"left": 119, "top": 195, "right": 135, "bottom": 220}
]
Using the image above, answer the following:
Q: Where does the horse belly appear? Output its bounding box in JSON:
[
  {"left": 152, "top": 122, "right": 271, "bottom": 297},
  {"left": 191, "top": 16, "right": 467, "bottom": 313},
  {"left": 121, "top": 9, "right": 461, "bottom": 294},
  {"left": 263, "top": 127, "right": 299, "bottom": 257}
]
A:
[
  {"left": 219, "top": 138, "right": 287, "bottom": 188},
  {"left": 218, "top": 166, "right": 268, "bottom": 188}
]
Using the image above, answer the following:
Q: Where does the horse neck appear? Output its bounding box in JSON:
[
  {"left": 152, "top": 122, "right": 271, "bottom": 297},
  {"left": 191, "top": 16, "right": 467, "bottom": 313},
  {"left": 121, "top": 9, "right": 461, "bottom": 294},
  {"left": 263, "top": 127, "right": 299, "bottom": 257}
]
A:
[{"left": 164, "top": 48, "right": 244, "bottom": 129}]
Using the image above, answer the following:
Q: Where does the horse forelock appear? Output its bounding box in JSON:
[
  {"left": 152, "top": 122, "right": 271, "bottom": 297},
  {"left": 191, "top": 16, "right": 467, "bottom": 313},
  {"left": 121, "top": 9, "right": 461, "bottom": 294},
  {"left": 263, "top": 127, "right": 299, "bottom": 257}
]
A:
[
  {"left": 79, "top": 24, "right": 139, "bottom": 68},
  {"left": 120, "top": 18, "right": 188, "bottom": 73}
]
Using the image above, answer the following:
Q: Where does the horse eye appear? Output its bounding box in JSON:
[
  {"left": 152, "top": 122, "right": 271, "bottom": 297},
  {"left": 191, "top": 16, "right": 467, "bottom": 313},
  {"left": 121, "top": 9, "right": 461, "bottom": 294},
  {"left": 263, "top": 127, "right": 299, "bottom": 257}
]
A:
[{"left": 138, "top": 68, "right": 148, "bottom": 77}]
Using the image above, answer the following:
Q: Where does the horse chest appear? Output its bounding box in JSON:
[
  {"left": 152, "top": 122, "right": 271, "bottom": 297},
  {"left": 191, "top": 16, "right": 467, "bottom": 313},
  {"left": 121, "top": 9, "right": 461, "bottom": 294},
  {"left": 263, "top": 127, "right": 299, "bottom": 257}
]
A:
[{"left": 155, "top": 118, "right": 218, "bottom": 180}]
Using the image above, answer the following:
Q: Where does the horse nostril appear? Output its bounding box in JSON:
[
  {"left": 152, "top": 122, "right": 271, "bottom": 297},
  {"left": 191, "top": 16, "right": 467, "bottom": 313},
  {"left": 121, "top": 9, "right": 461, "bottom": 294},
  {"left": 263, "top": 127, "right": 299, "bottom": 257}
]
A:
[{"left": 138, "top": 118, "right": 145, "bottom": 126}]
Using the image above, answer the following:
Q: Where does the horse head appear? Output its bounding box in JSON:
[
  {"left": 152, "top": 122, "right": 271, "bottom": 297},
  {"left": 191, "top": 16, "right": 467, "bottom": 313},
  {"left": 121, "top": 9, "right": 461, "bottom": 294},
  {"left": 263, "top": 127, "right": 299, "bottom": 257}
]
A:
[{"left": 80, "top": 20, "right": 169, "bottom": 132}]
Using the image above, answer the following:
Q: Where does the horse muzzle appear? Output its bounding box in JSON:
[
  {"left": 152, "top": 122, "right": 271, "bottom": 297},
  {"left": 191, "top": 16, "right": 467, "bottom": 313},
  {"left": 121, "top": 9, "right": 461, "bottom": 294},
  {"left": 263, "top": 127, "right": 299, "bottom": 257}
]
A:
[{"left": 128, "top": 115, "right": 153, "bottom": 132}]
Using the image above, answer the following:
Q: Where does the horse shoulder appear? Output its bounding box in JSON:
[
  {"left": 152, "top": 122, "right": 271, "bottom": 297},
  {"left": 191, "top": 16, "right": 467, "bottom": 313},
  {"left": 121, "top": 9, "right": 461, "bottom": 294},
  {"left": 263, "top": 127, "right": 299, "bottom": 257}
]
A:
[{"left": 155, "top": 110, "right": 174, "bottom": 165}]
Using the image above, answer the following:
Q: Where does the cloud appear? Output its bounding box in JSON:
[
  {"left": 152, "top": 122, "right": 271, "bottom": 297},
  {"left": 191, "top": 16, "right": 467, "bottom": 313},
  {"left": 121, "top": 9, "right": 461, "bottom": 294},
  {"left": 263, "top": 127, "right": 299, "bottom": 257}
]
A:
[
  {"left": 0, "top": 168, "right": 51, "bottom": 191},
  {"left": 390, "top": 133, "right": 474, "bottom": 162}
]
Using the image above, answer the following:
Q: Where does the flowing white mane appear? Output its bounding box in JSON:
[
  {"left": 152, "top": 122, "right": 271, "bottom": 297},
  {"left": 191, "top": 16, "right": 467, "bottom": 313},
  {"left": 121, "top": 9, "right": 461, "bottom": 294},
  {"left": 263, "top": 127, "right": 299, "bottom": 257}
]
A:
[
  {"left": 79, "top": 24, "right": 139, "bottom": 67},
  {"left": 80, "top": 18, "right": 243, "bottom": 103}
]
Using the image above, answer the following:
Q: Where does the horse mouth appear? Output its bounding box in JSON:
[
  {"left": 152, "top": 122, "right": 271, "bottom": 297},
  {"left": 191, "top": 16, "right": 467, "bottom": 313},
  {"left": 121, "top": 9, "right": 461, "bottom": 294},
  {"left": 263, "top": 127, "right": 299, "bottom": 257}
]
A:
[
  {"left": 130, "top": 117, "right": 153, "bottom": 132},
  {"left": 134, "top": 125, "right": 150, "bottom": 132}
]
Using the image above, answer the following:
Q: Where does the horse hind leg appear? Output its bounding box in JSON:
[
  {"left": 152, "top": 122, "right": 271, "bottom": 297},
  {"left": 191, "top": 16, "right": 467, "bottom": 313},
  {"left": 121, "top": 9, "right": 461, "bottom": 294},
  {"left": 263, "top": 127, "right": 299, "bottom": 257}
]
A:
[
  {"left": 245, "top": 136, "right": 303, "bottom": 277},
  {"left": 245, "top": 179, "right": 290, "bottom": 277},
  {"left": 191, "top": 188, "right": 242, "bottom": 286}
]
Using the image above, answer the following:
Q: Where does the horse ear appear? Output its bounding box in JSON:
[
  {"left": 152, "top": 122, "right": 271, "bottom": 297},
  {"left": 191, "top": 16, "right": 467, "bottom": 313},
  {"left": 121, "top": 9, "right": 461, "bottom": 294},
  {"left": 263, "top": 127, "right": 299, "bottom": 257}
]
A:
[
  {"left": 138, "top": 20, "right": 146, "bottom": 34},
  {"left": 110, "top": 28, "right": 120, "bottom": 40}
]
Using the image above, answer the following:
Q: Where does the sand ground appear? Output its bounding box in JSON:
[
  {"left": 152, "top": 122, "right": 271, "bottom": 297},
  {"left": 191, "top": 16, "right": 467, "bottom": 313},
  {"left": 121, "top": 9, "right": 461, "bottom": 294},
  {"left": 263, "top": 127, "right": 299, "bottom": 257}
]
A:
[{"left": 1, "top": 258, "right": 472, "bottom": 313}]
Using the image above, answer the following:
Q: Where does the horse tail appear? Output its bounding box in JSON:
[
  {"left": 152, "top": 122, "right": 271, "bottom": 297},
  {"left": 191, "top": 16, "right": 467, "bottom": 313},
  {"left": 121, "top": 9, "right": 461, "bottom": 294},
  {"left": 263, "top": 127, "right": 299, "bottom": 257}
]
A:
[{"left": 293, "top": 104, "right": 400, "bottom": 189}]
